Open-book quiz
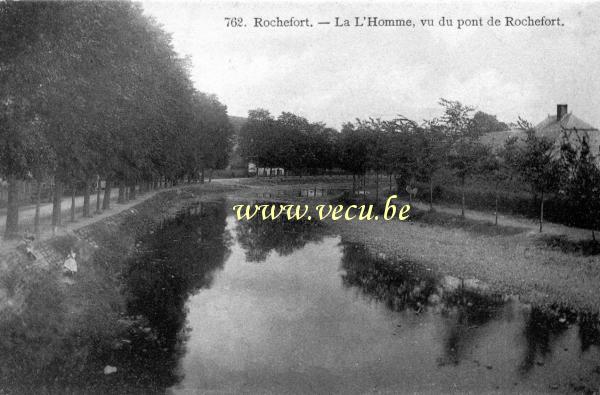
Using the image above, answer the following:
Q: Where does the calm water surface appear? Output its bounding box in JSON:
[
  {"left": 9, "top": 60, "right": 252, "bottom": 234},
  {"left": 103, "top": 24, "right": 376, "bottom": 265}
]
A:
[{"left": 167, "top": 208, "right": 600, "bottom": 394}]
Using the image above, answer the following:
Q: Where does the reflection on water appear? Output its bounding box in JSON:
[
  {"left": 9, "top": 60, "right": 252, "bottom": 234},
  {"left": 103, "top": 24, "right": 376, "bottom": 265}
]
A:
[
  {"left": 235, "top": 203, "right": 325, "bottom": 262},
  {"left": 126, "top": 201, "right": 230, "bottom": 347},
  {"left": 117, "top": 200, "right": 231, "bottom": 390},
  {"left": 339, "top": 243, "right": 600, "bottom": 380},
  {"left": 340, "top": 243, "right": 507, "bottom": 367},
  {"left": 172, "top": 213, "right": 600, "bottom": 394}
]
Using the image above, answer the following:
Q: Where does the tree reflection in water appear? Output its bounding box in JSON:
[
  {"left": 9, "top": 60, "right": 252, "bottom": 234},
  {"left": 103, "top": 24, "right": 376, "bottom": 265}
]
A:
[
  {"left": 339, "top": 242, "right": 600, "bottom": 368},
  {"left": 120, "top": 200, "right": 232, "bottom": 389},
  {"left": 517, "top": 303, "right": 600, "bottom": 376},
  {"left": 235, "top": 203, "right": 326, "bottom": 262},
  {"left": 579, "top": 312, "right": 600, "bottom": 352}
]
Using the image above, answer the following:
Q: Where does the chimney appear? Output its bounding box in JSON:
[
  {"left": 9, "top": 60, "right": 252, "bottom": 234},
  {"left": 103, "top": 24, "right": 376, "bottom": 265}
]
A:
[{"left": 557, "top": 104, "right": 568, "bottom": 121}]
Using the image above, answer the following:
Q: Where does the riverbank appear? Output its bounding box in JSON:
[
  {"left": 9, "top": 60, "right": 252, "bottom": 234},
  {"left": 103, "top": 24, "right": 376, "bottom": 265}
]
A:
[
  {"left": 0, "top": 183, "right": 240, "bottom": 391},
  {"left": 217, "top": 177, "right": 600, "bottom": 312},
  {"left": 333, "top": 216, "right": 600, "bottom": 311}
]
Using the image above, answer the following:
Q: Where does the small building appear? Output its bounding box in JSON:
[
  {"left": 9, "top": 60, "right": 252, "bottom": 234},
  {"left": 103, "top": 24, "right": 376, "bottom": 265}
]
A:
[
  {"left": 247, "top": 162, "right": 257, "bottom": 175},
  {"left": 480, "top": 104, "right": 600, "bottom": 156},
  {"left": 247, "top": 162, "right": 285, "bottom": 177}
]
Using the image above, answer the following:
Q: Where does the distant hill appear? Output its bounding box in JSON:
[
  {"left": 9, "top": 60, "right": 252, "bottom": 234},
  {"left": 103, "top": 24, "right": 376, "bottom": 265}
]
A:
[{"left": 480, "top": 128, "right": 526, "bottom": 149}]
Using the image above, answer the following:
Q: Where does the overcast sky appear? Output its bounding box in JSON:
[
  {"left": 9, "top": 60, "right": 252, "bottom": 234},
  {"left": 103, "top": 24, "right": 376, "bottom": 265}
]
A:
[{"left": 140, "top": 1, "right": 600, "bottom": 129}]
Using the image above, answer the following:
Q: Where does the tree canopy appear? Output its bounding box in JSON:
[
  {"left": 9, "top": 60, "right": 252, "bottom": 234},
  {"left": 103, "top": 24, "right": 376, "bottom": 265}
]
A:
[{"left": 0, "top": 1, "right": 233, "bottom": 236}]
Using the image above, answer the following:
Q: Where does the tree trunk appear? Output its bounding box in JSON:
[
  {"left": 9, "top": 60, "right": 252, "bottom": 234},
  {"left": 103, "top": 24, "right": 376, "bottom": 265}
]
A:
[
  {"left": 592, "top": 229, "right": 596, "bottom": 241},
  {"left": 363, "top": 173, "right": 367, "bottom": 202},
  {"left": 70, "top": 183, "right": 76, "bottom": 222},
  {"left": 118, "top": 181, "right": 126, "bottom": 204},
  {"left": 52, "top": 180, "right": 63, "bottom": 227},
  {"left": 429, "top": 178, "right": 434, "bottom": 211},
  {"left": 102, "top": 178, "right": 111, "bottom": 210},
  {"left": 539, "top": 192, "right": 544, "bottom": 233},
  {"left": 461, "top": 178, "right": 466, "bottom": 218},
  {"left": 34, "top": 180, "right": 42, "bottom": 236},
  {"left": 375, "top": 170, "right": 379, "bottom": 205},
  {"left": 129, "top": 184, "right": 136, "bottom": 200},
  {"left": 200, "top": 167, "right": 205, "bottom": 184},
  {"left": 96, "top": 180, "right": 102, "bottom": 214},
  {"left": 209, "top": 169, "right": 213, "bottom": 183},
  {"left": 494, "top": 190, "right": 499, "bottom": 226},
  {"left": 4, "top": 175, "right": 19, "bottom": 239},
  {"left": 83, "top": 180, "right": 91, "bottom": 217}
]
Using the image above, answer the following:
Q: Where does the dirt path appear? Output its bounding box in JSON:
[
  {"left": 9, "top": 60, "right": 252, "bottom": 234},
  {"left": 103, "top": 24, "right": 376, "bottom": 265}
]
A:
[
  {"left": 408, "top": 200, "right": 595, "bottom": 240},
  {"left": 0, "top": 188, "right": 162, "bottom": 256},
  {"left": 0, "top": 189, "right": 119, "bottom": 229}
]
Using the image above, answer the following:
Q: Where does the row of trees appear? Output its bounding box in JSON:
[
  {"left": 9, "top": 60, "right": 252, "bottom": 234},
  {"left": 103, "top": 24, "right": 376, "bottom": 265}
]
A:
[
  {"left": 239, "top": 100, "right": 600, "bottom": 235},
  {"left": 238, "top": 109, "right": 338, "bottom": 174},
  {"left": 1, "top": 2, "right": 233, "bottom": 237}
]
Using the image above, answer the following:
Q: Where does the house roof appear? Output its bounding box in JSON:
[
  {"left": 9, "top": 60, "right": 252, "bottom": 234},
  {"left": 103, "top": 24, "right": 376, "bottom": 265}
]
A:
[
  {"left": 534, "top": 113, "right": 598, "bottom": 140},
  {"left": 481, "top": 113, "right": 600, "bottom": 153}
]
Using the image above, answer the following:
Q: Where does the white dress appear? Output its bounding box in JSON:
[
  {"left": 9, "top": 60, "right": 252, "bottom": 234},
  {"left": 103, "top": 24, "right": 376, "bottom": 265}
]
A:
[{"left": 63, "top": 252, "right": 77, "bottom": 273}]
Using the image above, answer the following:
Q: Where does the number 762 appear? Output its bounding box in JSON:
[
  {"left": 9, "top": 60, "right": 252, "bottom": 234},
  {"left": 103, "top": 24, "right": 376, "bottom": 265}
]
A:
[{"left": 225, "top": 17, "right": 244, "bottom": 27}]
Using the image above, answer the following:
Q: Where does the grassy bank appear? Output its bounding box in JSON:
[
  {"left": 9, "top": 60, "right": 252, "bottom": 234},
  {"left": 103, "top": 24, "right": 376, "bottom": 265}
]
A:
[
  {"left": 0, "top": 183, "right": 238, "bottom": 390},
  {"left": 329, "top": 211, "right": 600, "bottom": 312}
]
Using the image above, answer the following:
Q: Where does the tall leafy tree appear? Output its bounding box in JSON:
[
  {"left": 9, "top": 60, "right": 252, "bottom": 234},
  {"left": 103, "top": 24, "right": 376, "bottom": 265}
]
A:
[
  {"left": 339, "top": 122, "right": 373, "bottom": 193},
  {"left": 414, "top": 121, "right": 447, "bottom": 210},
  {"left": 560, "top": 132, "right": 600, "bottom": 239},
  {"left": 471, "top": 111, "right": 509, "bottom": 134},
  {"left": 440, "top": 99, "right": 490, "bottom": 217},
  {"left": 506, "top": 119, "right": 562, "bottom": 232}
]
